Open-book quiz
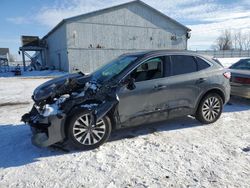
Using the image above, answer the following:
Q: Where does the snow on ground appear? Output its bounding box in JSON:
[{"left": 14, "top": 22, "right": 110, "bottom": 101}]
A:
[
  {"left": 217, "top": 57, "right": 248, "bottom": 68},
  {"left": 0, "top": 77, "right": 250, "bottom": 188},
  {"left": 0, "top": 78, "right": 50, "bottom": 105}
]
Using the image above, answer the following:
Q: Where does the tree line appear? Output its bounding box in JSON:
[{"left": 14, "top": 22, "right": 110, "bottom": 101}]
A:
[{"left": 212, "top": 30, "right": 250, "bottom": 50}]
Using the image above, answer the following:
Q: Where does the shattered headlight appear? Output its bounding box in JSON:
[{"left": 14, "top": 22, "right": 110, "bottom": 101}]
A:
[
  {"left": 42, "top": 104, "right": 59, "bottom": 117},
  {"left": 40, "top": 95, "right": 69, "bottom": 117}
]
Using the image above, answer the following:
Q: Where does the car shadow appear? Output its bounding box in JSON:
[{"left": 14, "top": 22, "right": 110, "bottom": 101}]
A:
[
  {"left": 0, "top": 124, "right": 67, "bottom": 168},
  {"left": 110, "top": 116, "right": 201, "bottom": 142},
  {"left": 109, "top": 96, "right": 250, "bottom": 142},
  {"left": 0, "top": 116, "right": 201, "bottom": 169}
]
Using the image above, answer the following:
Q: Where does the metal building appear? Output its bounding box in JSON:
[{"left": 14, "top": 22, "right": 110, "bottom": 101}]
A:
[
  {"left": 43, "top": 0, "right": 191, "bottom": 73},
  {"left": 0, "top": 48, "right": 10, "bottom": 72}
]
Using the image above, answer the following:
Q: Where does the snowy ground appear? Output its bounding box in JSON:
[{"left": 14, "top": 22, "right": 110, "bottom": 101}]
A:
[
  {"left": 217, "top": 57, "right": 247, "bottom": 68},
  {"left": 0, "top": 75, "right": 250, "bottom": 187}
]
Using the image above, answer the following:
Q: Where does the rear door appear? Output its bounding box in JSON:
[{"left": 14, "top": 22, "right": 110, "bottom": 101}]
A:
[{"left": 163, "top": 55, "right": 205, "bottom": 117}]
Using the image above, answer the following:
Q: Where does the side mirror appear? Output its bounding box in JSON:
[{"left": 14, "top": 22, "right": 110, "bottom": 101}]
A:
[
  {"left": 127, "top": 78, "right": 136, "bottom": 90},
  {"left": 123, "top": 77, "right": 136, "bottom": 90}
]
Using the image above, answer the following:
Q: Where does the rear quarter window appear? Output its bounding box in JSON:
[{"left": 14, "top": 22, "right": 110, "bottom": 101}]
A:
[{"left": 196, "top": 57, "right": 211, "bottom": 70}]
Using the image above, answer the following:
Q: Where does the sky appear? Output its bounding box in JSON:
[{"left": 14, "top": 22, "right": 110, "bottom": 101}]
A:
[{"left": 1, "top": 0, "right": 250, "bottom": 60}]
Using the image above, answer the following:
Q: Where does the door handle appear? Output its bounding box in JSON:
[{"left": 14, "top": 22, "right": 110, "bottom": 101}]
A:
[
  {"left": 196, "top": 78, "right": 206, "bottom": 84},
  {"left": 154, "top": 85, "right": 167, "bottom": 90}
]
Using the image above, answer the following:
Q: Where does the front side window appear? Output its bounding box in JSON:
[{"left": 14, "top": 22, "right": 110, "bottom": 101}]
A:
[
  {"left": 171, "top": 55, "right": 197, "bottom": 76},
  {"left": 131, "top": 57, "right": 164, "bottom": 82},
  {"left": 230, "top": 59, "right": 250, "bottom": 70}
]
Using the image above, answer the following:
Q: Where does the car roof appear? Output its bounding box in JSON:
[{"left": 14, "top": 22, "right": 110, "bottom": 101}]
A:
[
  {"left": 122, "top": 50, "right": 203, "bottom": 57},
  {"left": 120, "top": 50, "right": 221, "bottom": 68}
]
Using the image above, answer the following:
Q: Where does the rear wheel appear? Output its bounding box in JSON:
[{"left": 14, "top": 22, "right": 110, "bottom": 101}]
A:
[
  {"left": 66, "top": 111, "right": 111, "bottom": 150},
  {"left": 196, "top": 93, "right": 223, "bottom": 124}
]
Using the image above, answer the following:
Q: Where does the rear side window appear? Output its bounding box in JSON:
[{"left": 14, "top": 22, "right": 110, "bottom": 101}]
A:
[
  {"left": 171, "top": 55, "right": 197, "bottom": 76},
  {"left": 196, "top": 57, "right": 211, "bottom": 70}
]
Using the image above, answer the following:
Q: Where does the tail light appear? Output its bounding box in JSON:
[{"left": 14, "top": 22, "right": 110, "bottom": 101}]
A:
[
  {"left": 234, "top": 77, "right": 250, "bottom": 84},
  {"left": 223, "top": 72, "right": 231, "bottom": 79}
]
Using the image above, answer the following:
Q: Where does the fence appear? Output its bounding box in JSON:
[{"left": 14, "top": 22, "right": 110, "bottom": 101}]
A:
[
  {"left": 0, "top": 61, "right": 31, "bottom": 73},
  {"left": 195, "top": 50, "right": 250, "bottom": 58}
]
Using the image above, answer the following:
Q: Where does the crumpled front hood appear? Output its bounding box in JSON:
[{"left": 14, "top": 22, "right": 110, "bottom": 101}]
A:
[{"left": 33, "top": 72, "right": 91, "bottom": 102}]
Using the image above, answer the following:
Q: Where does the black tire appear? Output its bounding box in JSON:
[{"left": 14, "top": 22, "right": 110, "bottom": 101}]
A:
[
  {"left": 196, "top": 93, "right": 223, "bottom": 124},
  {"left": 66, "top": 111, "right": 111, "bottom": 150}
]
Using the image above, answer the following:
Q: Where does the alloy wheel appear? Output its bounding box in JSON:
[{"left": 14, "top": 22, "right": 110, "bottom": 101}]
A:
[
  {"left": 73, "top": 114, "right": 106, "bottom": 145},
  {"left": 202, "top": 96, "right": 221, "bottom": 122}
]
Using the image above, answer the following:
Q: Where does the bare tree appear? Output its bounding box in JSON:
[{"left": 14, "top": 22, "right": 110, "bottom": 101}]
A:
[
  {"left": 233, "top": 31, "right": 243, "bottom": 50},
  {"left": 215, "top": 30, "right": 233, "bottom": 50},
  {"left": 232, "top": 30, "right": 250, "bottom": 50},
  {"left": 247, "top": 32, "right": 250, "bottom": 49},
  {"left": 242, "top": 31, "right": 250, "bottom": 50},
  {"left": 214, "top": 29, "right": 250, "bottom": 50}
]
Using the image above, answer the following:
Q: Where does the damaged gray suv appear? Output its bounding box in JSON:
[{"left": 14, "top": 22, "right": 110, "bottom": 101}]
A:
[{"left": 22, "top": 50, "right": 231, "bottom": 150}]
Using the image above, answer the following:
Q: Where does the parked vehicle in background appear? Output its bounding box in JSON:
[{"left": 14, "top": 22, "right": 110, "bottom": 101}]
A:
[
  {"left": 22, "top": 50, "right": 231, "bottom": 150},
  {"left": 229, "top": 58, "right": 250, "bottom": 98}
]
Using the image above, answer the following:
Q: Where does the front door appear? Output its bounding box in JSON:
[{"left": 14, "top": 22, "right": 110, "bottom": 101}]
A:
[{"left": 117, "top": 56, "right": 168, "bottom": 127}]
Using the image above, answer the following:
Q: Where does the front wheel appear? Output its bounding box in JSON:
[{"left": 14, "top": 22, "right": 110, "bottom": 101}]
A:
[
  {"left": 66, "top": 111, "right": 111, "bottom": 150},
  {"left": 196, "top": 93, "right": 223, "bottom": 124}
]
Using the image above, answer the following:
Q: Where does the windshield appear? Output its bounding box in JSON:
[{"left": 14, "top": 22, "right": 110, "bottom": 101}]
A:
[
  {"left": 92, "top": 55, "right": 139, "bottom": 82},
  {"left": 230, "top": 59, "right": 250, "bottom": 70}
]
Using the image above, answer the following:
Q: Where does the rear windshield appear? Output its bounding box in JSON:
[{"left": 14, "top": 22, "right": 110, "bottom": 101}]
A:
[{"left": 230, "top": 59, "right": 250, "bottom": 70}]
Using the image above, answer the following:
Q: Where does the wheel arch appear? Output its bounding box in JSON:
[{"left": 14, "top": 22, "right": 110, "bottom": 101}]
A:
[
  {"left": 63, "top": 99, "right": 118, "bottom": 135},
  {"left": 63, "top": 99, "right": 102, "bottom": 136},
  {"left": 195, "top": 87, "right": 226, "bottom": 113},
  {"left": 106, "top": 105, "right": 119, "bottom": 130}
]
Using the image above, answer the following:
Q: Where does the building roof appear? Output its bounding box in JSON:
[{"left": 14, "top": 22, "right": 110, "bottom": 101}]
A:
[
  {"left": 43, "top": 0, "right": 191, "bottom": 39},
  {"left": 0, "top": 48, "right": 9, "bottom": 56}
]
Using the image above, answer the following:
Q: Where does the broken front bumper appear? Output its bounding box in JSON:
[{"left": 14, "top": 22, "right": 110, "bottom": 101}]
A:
[{"left": 22, "top": 110, "right": 66, "bottom": 147}]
